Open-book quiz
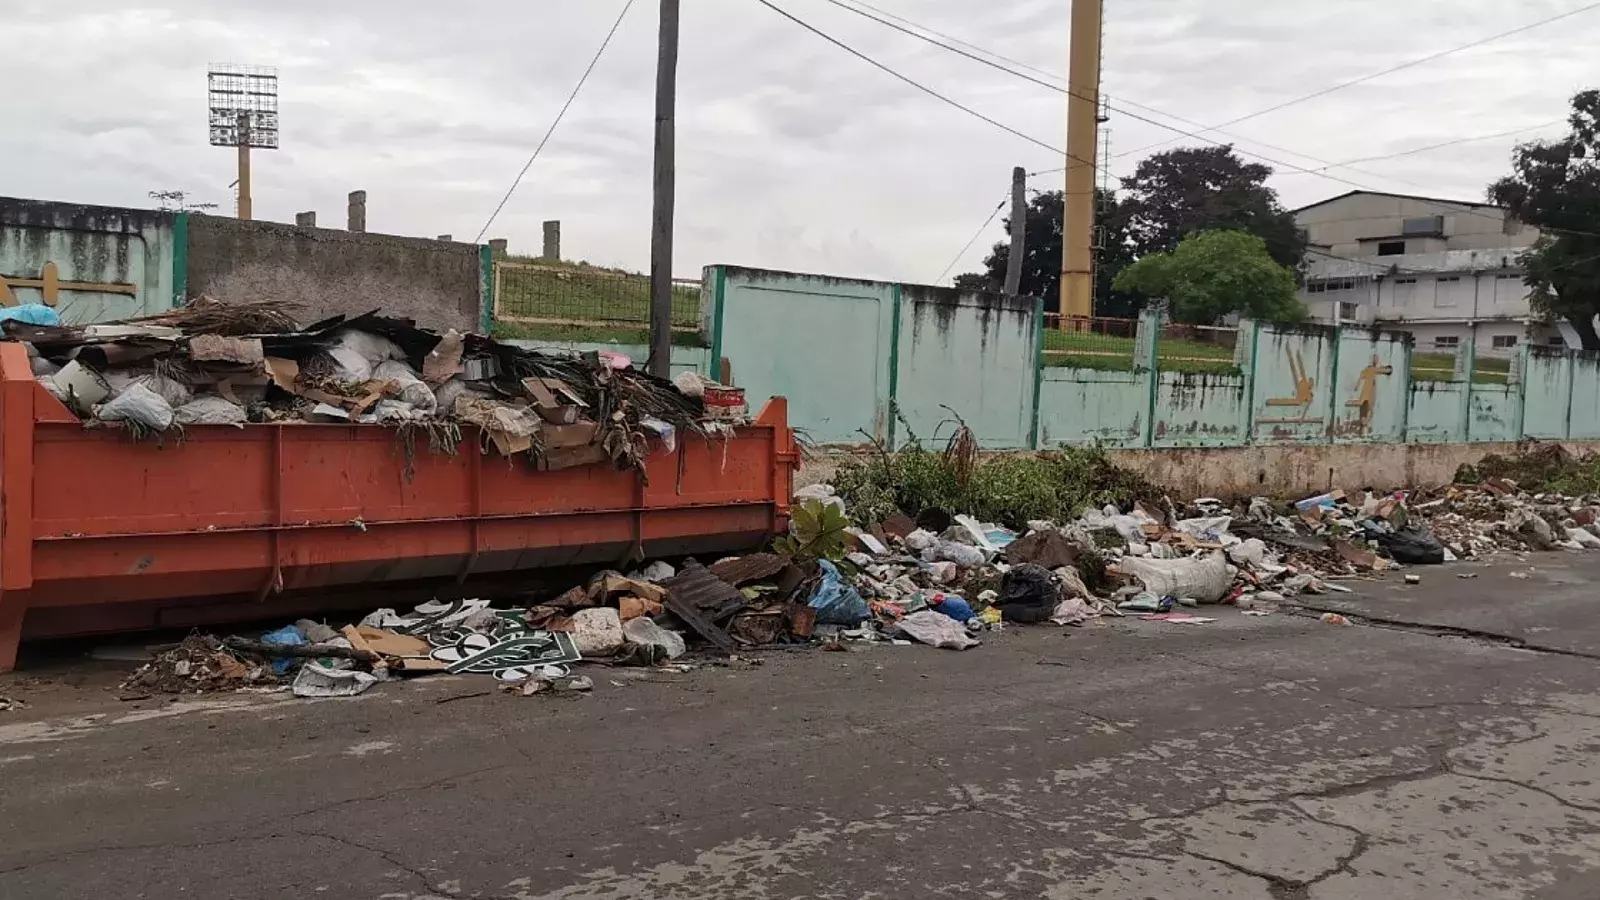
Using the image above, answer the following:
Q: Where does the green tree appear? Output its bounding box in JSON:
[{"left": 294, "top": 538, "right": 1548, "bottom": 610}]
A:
[
  {"left": 1488, "top": 90, "right": 1600, "bottom": 350},
  {"left": 1113, "top": 229, "right": 1307, "bottom": 326},
  {"left": 1118, "top": 145, "right": 1307, "bottom": 270},
  {"left": 954, "top": 146, "right": 1306, "bottom": 317},
  {"left": 953, "top": 189, "right": 1140, "bottom": 316}
]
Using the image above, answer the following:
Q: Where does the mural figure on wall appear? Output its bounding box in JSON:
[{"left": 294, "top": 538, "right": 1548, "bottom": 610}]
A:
[
  {"left": 1345, "top": 354, "right": 1394, "bottom": 433},
  {"left": 1259, "top": 347, "right": 1322, "bottom": 425},
  {"left": 0, "top": 261, "right": 137, "bottom": 307}
]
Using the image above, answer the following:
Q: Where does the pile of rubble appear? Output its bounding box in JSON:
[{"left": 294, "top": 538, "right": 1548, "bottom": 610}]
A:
[{"left": 10, "top": 298, "right": 744, "bottom": 472}]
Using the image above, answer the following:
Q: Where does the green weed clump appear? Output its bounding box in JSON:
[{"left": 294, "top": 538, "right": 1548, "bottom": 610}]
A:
[{"left": 832, "top": 425, "right": 1161, "bottom": 530}]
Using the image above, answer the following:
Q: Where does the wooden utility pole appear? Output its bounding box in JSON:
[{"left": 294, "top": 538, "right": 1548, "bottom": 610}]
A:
[
  {"left": 1004, "top": 167, "right": 1027, "bottom": 296},
  {"left": 236, "top": 111, "right": 253, "bottom": 221},
  {"left": 648, "top": 0, "right": 681, "bottom": 379},
  {"left": 1060, "top": 0, "right": 1102, "bottom": 324}
]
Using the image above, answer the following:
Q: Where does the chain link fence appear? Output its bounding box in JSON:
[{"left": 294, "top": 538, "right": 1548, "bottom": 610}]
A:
[
  {"left": 1040, "top": 315, "right": 1139, "bottom": 369},
  {"left": 494, "top": 262, "right": 703, "bottom": 335}
]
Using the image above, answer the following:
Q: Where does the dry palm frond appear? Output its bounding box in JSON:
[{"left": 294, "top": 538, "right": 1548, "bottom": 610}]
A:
[
  {"left": 126, "top": 296, "right": 302, "bottom": 335},
  {"left": 940, "top": 404, "right": 978, "bottom": 491}
]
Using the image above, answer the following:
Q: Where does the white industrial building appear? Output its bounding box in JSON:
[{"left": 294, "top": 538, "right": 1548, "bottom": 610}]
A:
[{"left": 1293, "top": 190, "right": 1566, "bottom": 356}]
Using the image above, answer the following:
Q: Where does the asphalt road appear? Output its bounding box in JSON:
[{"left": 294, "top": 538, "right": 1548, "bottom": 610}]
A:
[{"left": 3, "top": 554, "right": 1600, "bottom": 899}]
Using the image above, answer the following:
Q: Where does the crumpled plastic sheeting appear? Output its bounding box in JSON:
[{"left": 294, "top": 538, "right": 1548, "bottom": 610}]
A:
[
  {"left": 621, "top": 617, "right": 686, "bottom": 659},
  {"left": 292, "top": 661, "right": 380, "bottom": 698},
  {"left": 896, "top": 610, "right": 980, "bottom": 650},
  {"left": 1049, "top": 596, "right": 1096, "bottom": 626},
  {"left": 95, "top": 383, "right": 174, "bottom": 432},
  {"left": 174, "top": 395, "right": 247, "bottom": 427},
  {"left": 1119, "top": 551, "right": 1233, "bottom": 604}
]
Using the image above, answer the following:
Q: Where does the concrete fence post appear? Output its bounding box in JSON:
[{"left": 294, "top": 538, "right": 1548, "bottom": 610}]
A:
[
  {"left": 347, "top": 191, "right": 367, "bottom": 233},
  {"left": 436, "top": 234, "right": 453, "bottom": 242},
  {"left": 542, "top": 220, "right": 561, "bottom": 261},
  {"left": 294, "top": 211, "right": 316, "bottom": 227},
  {"left": 1459, "top": 330, "right": 1478, "bottom": 443},
  {"left": 488, "top": 238, "right": 508, "bottom": 257},
  {"left": 1134, "top": 306, "right": 1162, "bottom": 448}
]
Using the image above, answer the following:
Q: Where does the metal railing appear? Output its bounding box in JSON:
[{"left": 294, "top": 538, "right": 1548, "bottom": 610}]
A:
[
  {"left": 493, "top": 261, "right": 703, "bottom": 332},
  {"left": 1040, "top": 315, "right": 1138, "bottom": 369},
  {"left": 1154, "top": 323, "right": 1240, "bottom": 373}
]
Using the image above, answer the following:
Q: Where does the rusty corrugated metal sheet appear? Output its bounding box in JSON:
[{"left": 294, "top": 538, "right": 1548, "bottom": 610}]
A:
[{"left": 708, "top": 552, "right": 786, "bottom": 587}]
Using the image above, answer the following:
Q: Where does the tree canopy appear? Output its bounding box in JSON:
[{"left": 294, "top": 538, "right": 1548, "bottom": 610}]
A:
[
  {"left": 1488, "top": 90, "right": 1600, "bottom": 350},
  {"left": 1112, "top": 229, "right": 1307, "bottom": 326},
  {"left": 955, "top": 146, "right": 1306, "bottom": 319}
]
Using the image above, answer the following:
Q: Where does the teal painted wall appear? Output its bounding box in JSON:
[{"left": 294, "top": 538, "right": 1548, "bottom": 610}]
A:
[
  {"left": 1407, "top": 382, "right": 1467, "bottom": 444},
  {"left": 1331, "top": 331, "right": 1410, "bottom": 443},
  {"left": 0, "top": 198, "right": 177, "bottom": 323},
  {"left": 696, "top": 264, "right": 1600, "bottom": 451},
  {"left": 1522, "top": 349, "right": 1573, "bottom": 439},
  {"left": 893, "top": 285, "right": 1037, "bottom": 449},
  {"left": 1152, "top": 371, "right": 1247, "bottom": 447},
  {"left": 1038, "top": 370, "right": 1146, "bottom": 447},
  {"left": 716, "top": 267, "right": 895, "bottom": 445}
]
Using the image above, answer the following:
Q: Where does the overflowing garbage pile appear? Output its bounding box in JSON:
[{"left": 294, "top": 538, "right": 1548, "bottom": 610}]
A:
[{"left": 10, "top": 298, "right": 742, "bottom": 472}]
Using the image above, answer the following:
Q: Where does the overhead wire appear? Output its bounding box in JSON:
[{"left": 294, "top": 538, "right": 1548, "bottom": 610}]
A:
[
  {"left": 474, "top": 0, "right": 636, "bottom": 242},
  {"left": 1118, "top": 2, "right": 1600, "bottom": 159},
  {"left": 1295, "top": 121, "right": 1566, "bottom": 172},
  {"left": 752, "top": 0, "right": 1084, "bottom": 162},
  {"left": 802, "top": 0, "right": 1600, "bottom": 240},
  {"left": 935, "top": 196, "right": 1007, "bottom": 284}
]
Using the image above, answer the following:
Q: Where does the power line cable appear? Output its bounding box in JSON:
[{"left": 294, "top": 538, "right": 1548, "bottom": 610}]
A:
[
  {"left": 1119, "top": 2, "right": 1600, "bottom": 159},
  {"left": 816, "top": 0, "right": 1437, "bottom": 187},
  {"left": 1297, "top": 121, "right": 1566, "bottom": 171},
  {"left": 753, "top": 0, "right": 1089, "bottom": 163},
  {"left": 474, "top": 0, "right": 635, "bottom": 243},
  {"left": 935, "top": 197, "right": 1007, "bottom": 284}
]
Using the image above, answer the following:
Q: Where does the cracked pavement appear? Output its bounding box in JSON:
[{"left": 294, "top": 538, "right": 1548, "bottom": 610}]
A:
[{"left": 3, "top": 555, "right": 1600, "bottom": 898}]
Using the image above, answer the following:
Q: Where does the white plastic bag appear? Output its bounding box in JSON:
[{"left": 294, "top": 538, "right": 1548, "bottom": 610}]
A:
[
  {"left": 292, "top": 661, "right": 379, "bottom": 698},
  {"left": 373, "top": 359, "right": 437, "bottom": 413},
  {"left": 794, "top": 483, "right": 845, "bottom": 514},
  {"left": 904, "top": 529, "right": 937, "bottom": 552},
  {"left": 95, "top": 383, "right": 174, "bottom": 432},
  {"left": 621, "top": 616, "right": 686, "bottom": 659},
  {"left": 174, "top": 395, "right": 247, "bottom": 427},
  {"left": 897, "top": 610, "right": 980, "bottom": 650},
  {"left": 1119, "top": 552, "right": 1233, "bottom": 604},
  {"left": 325, "top": 329, "right": 405, "bottom": 383}
]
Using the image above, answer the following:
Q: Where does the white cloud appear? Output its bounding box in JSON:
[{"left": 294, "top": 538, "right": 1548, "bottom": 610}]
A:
[{"left": 1, "top": 0, "right": 1595, "bottom": 283}]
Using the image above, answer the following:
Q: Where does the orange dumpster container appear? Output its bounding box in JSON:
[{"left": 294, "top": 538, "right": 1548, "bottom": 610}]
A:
[{"left": 0, "top": 343, "right": 797, "bottom": 670}]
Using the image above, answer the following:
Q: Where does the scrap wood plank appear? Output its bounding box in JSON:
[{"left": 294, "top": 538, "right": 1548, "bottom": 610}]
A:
[{"left": 664, "top": 592, "right": 738, "bottom": 654}]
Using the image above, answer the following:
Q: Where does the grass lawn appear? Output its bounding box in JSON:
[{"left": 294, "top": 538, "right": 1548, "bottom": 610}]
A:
[
  {"left": 1042, "top": 330, "right": 1240, "bottom": 374},
  {"left": 1411, "top": 353, "right": 1510, "bottom": 385},
  {"left": 496, "top": 258, "right": 702, "bottom": 330}
]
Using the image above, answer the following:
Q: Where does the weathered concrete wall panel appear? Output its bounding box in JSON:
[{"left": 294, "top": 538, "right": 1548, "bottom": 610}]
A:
[
  {"left": 1250, "top": 327, "right": 1335, "bottom": 443},
  {"left": 894, "top": 286, "right": 1036, "bottom": 449},
  {"left": 1110, "top": 441, "right": 1600, "bottom": 499},
  {"left": 1468, "top": 385, "right": 1519, "bottom": 442},
  {"left": 716, "top": 267, "right": 894, "bottom": 445},
  {"left": 1331, "top": 331, "right": 1409, "bottom": 443},
  {"left": 0, "top": 198, "right": 175, "bottom": 323},
  {"left": 1406, "top": 382, "right": 1466, "bottom": 444},
  {"left": 1039, "top": 370, "right": 1144, "bottom": 447},
  {"left": 1566, "top": 354, "right": 1600, "bottom": 439},
  {"left": 1152, "top": 371, "right": 1246, "bottom": 448},
  {"left": 1522, "top": 348, "right": 1573, "bottom": 439},
  {"left": 187, "top": 216, "right": 482, "bottom": 332}
]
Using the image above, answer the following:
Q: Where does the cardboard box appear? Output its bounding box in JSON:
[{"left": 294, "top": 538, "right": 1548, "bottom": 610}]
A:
[{"left": 543, "top": 421, "right": 599, "bottom": 450}]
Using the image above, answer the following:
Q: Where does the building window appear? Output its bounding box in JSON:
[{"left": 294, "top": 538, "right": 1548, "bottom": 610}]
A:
[
  {"left": 1339, "top": 302, "right": 1358, "bottom": 320},
  {"left": 1550, "top": 337, "right": 1567, "bottom": 348},
  {"left": 1307, "top": 282, "right": 1326, "bottom": 294},
  {"left": 1376, "top": 241, "right": 1406, "bottom": 256},
  {"left": 1492, "top": 335, "right": 1518, "bottom": 350},
  {"left": 1438, "top": 276, "right": 1461, "bottom": 283},
  {"left": 1498, "top": 273, "right": 1520, "bottom": 280},
  {"left": 1393, "top": 277, "right": 1417, "bottom": 285},
  {"left": 1434, "top": 336, "right": 1461, "bottom": 350}
]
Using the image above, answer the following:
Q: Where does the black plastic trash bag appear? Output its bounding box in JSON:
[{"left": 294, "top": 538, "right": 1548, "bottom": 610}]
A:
[
  {"left": 998, "top": 564, "right": 1060, "bottom": 623},
  {"left": 1377, "top": 525, "right": 1446, "bottom": 565}
]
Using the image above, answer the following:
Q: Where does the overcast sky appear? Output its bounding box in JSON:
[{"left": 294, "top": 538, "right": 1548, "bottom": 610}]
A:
[{"left": 5, "top": 0, "right": 1597, "bottom": 285}]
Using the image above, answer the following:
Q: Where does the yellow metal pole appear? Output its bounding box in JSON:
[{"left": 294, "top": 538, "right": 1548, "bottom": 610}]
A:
[{"left": 1060, "top": 0, "right": 1102, "bottom": 327}]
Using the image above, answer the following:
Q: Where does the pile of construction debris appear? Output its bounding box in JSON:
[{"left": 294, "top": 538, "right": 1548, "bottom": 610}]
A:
[{"left": 9, "top": 298, "right": 743, "bottom": 473}]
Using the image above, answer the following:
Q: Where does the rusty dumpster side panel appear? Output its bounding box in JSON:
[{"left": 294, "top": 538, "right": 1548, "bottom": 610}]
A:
[{"left": 0, "top": 343, "right": 796, "bottom": 669}]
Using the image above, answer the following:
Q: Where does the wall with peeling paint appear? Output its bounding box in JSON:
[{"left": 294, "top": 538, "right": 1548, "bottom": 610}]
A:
[
  {"left": 0, "top": 197, "right": 178, "bottom": 323},
  {"left": 1407, "top": 382, "right": 1467, "bottom": 444},
  {"left": 894, "top": 285, "right": 1036, "bottom": 449},
  {"left": 706, "top": 265, "right": 1600, "bottom": 452}
]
